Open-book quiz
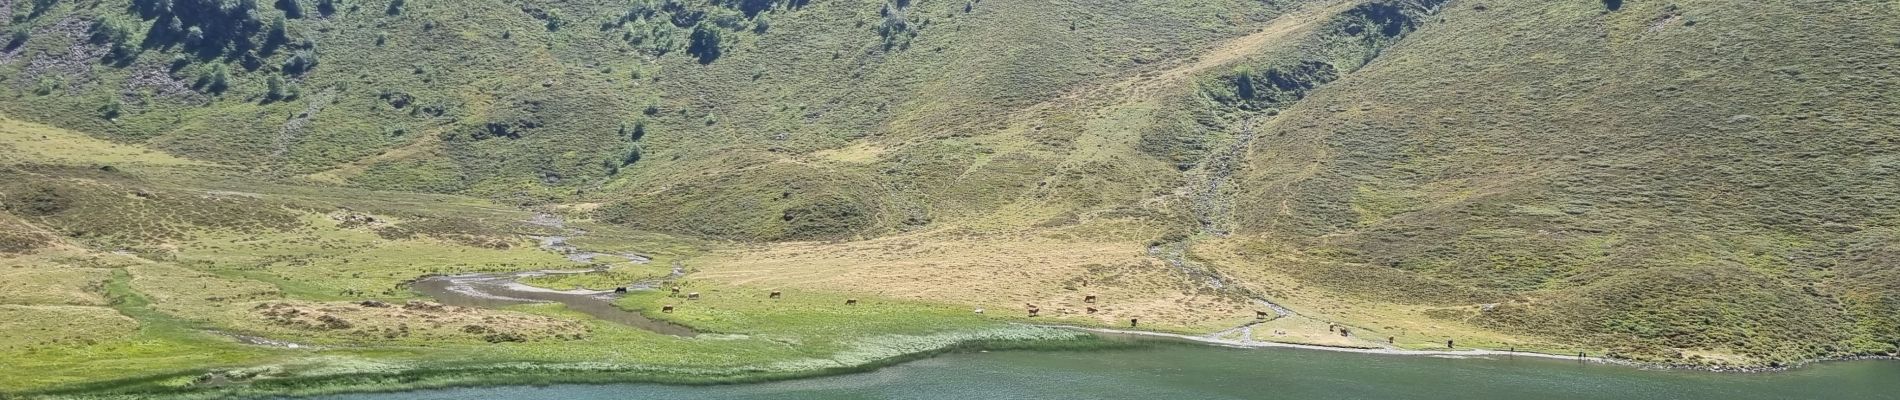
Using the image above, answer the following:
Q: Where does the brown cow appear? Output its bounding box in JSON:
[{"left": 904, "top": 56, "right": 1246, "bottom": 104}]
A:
[
  {"left": 1130, "top": 318, "right": 1139, "bottom": 327},
  {"left": 687, "top": 292, "right": 701, "bottom": 300},
  {"left": 662, "top": 305, "right": 675, "bottom": 313},
  {"left": 614, "top": 287, "right": 629, "bottom": 294},
  {"left": 1028, "top": 307, "right": 1041, "bottom": 317},
  {"left": 1086, "top": 307, "right": 1098, "bottom": 314},
  {"left": 845, "top": 298, "right": 859, "bottom": 305},
  {"left": 1255, "top": 310, "right": 1269, "bottom": 319},
  {"left": 1084, "top": 295, "right": 1097, "bottom": 303},
  {"left": 769, "top": 291, "right": 782, "bottom": 299},
  {"left": 671, "top": 286, "right": 681, "bottom": 295}
]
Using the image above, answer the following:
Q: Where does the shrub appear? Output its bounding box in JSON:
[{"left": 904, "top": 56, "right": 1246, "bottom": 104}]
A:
[
  {"left": 99, "top": 99, "right": 123, "bottom": 119},
  {"left": 687, "top": 24, "right": 723, "bottom": 64},
  {"left": 3, "top": 28, "right": 27, "bottom": 50}
]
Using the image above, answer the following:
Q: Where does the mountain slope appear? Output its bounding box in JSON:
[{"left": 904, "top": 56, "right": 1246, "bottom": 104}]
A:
[
  {"left": 1, "top": 0, "right": 1896, "bottom": 377},
  {"left": 1218, "top": 0, "right": 1900, "bottom": 365}
]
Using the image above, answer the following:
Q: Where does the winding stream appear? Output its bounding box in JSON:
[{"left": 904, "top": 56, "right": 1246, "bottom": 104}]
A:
[{"left": 408, "top": 214, "right": 695, "bottom": 337}]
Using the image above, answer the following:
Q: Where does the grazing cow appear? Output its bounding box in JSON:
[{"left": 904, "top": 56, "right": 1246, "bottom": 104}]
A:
[
  {"left": 1255, "top": 310, "right": 1269, "bottom": 319},
  {"left": 1028, "top": 307, "right": 1040, "bottom": 317},
  {"left": 1339, "top": 328, "right": 1352, "bottom": 337},
  {"left": 846, "top": 298, "right": 858, "bottom": 305},
  {"left": 1086, "top": 307, "right": 1098, "bottom": 314},
  {"left": 1084, "top": 295, "right": 1097, "bottom": 303},
  {"left": 662, "top": 305, "right": 675, "bottom": 313},
  {"left": 1130, "top": 318, "right": 1139, "bottom": 327},
  {"left": 614, "top": 287, "right": 628, "bottom": 294},
  {"left": 769, "top": 291, "right": 782, "bottom": 299},
  {"left": 687, "top": 292, "right": 701, "bottom": 300},
  {"left": 671, "top": 286, "right": 681, "bottom": 295}
]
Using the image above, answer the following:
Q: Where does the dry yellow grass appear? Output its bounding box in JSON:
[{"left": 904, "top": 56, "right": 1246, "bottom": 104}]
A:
[
  {"left": 810, "top": 142, "right": 888, "bottom": 164},
  {"left": 228, "top": 300, "right": 591, "bottom": 345},
  {"left": 1193, "top": 237, "right": 1581, "bottom": 353},
  {"left": 127, "top": 263, "right": 284, "bottom": 317},
  {"left": 694, "top": 228, "right": 1255, "bottom": 331},
  {"left": 0, "top": 265, "right": 113, "bottom": 306},
  {"left": 0, "top": 305, "right": 139, "bottom": 351},
  {"left": 0, "top": 116, "right": 208, "bottom": 167}
]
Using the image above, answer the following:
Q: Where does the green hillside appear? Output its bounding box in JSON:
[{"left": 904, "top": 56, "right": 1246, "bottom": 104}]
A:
[
  {"left": 1221, "top": 0, "right": 1899, "bottom": 365},
  {"left": 1, "top": 0, "right": 1897, "bottom": 396}
]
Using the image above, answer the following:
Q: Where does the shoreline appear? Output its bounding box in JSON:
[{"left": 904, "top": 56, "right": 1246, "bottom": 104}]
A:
[
  {"left": 1057, "top": 325, "right": 1899, "bottom": 373},
  {"left": 1059, "top": 325, "right": 1620, "bottom": 364},
  {"left": 19, "top": 323, "right": 1896, "bottom": 398}
]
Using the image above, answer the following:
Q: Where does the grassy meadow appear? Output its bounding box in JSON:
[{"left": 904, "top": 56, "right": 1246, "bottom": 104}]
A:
[{"left": 2, "top": 0, "right": 1898, "bottom": 396}]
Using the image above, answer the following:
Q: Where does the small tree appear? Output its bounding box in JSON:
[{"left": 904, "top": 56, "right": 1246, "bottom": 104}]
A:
[
  {"left": 277, "top": 0, "right": 305, "bottom": 18},
  {"left": 198, "top": 64, "right": 231, "bottom": 93},
  {"left": 185, "top": 26, "right": 207, "bottom": 48},
  {"left": 687, "top": 24, "right": 723, "bottom": 64},
  {"left": 265, "top": 75, "right": 287, "bottom": 101},
  {"left": 283, "top": 49, "right": 318, "bottom": 74},
  {"left": 269, "top": 14, "right": 289, "bottom": 42}
]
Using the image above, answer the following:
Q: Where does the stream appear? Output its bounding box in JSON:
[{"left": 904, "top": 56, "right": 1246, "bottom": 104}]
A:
[{"left": 407, "top": 214, "right": 695, "bottom": 337}]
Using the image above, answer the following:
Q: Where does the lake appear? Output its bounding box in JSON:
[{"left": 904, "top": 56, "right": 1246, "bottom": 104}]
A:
[{"left": 314, "top": 341, "right": 1898, "bottom": 399}]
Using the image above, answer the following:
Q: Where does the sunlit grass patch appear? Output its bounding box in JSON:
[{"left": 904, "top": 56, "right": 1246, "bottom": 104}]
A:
[{"left": 0, "top": 117, "right": 209, "bottom": 168}]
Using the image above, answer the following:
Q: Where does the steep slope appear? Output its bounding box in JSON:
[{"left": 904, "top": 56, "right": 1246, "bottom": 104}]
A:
[
  {"left": 1215, "top": 0, "right": 1900, "bottom": 365},
  {"left": 2, "top": 0, "right": 1311, "bottom": 240}
]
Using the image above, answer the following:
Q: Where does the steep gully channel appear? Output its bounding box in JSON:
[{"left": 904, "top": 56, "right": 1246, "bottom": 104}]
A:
[{"left": 1148, "top": 0, "right": 1447, "bottom": 346}]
